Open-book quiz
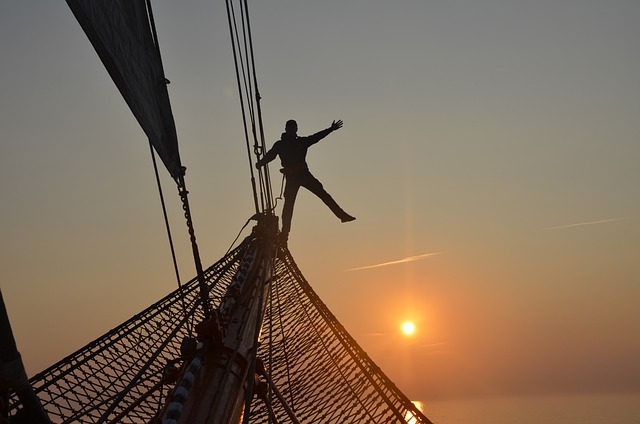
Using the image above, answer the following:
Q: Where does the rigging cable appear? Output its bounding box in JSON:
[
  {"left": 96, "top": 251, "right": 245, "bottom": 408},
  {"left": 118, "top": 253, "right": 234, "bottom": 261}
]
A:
[
  {"left": 272, "top": 260, "right": 296, "bottom": 411},
  {"left": 223, "top": 215, "right": 257, "bottom": 257},
  {"left": 274, "top": 171, "right": 285, "bottom": 208},
  {"left": 146, "top": 0, "right": 211, "bottom": 319},
  {"left": 148, "top": 142, "right": 191, "bottom": 337},
  {"left": 226, "top": 0, "right": 260, "bottom": 214},
  {"left": 225, "top": 0, "right": 274, "bottom": 215},
  {"left": 241, "top": 0, "right": 274, "bottom": 210}
]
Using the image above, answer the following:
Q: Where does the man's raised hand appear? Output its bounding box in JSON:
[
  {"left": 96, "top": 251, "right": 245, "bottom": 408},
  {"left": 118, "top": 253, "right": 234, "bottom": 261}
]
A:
[{"left": 330, "top": 120, "right": 343, "bottom": 131}]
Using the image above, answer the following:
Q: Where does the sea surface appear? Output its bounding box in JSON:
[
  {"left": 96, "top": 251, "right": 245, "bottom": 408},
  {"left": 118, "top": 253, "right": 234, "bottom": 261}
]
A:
[{"left": 416, "top": 393, "right": 640, "bottom": 424}]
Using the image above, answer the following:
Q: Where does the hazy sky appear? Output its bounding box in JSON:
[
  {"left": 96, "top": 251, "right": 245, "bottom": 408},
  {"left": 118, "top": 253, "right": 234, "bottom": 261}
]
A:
[{"left": 1, "top": 1, "right": 639, "bottom": 401}]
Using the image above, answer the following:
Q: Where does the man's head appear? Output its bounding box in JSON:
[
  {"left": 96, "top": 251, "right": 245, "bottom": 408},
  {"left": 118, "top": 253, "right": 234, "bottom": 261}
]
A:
[{"left": 285, "top": 119, "right": 298, "bottom": 135}]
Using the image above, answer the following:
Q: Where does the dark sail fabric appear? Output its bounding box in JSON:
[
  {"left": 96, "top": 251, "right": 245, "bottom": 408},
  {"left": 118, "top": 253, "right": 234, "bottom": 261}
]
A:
[{"left": 66, "top": 0, "right": 182, "bottom": 180}]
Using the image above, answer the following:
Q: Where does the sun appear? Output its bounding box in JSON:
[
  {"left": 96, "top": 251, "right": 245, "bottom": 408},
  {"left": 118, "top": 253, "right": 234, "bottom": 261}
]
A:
[{"left": 401, "top": 321, "right": 415, "bottom": 336}]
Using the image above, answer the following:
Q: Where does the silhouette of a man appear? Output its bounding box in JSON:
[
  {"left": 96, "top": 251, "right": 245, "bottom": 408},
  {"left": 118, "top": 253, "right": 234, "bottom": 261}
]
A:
[{"left": 256, "top": 119, "right": 355, "bottom": 243}]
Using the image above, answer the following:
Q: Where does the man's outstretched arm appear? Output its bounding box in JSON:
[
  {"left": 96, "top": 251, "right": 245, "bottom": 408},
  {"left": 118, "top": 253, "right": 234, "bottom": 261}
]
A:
[{"left": 306, "top": 119, "right": 344, "bottom": 146}]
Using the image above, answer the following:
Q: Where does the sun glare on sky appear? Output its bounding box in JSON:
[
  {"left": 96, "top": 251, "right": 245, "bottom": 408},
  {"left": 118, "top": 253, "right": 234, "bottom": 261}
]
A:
[
  {"left": 404, "top": 401, "right": 425, "bottom": 424},
  {"left": 401, "top": 321, "right": 416, "bottom": 336}
]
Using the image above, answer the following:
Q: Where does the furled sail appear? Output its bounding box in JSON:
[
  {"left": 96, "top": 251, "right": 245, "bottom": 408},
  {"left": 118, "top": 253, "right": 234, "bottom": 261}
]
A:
[{"left": 66, "top": 0, "right": 182, "bottom": 180}]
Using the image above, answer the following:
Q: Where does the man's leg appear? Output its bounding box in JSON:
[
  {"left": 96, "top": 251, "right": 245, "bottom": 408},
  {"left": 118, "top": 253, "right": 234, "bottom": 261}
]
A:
[
  {"left": 302, "top": 173, "right": 355, "bottom": 222},
  {"left": 281, "top": 179, "right": 301, "bottom": 241}
]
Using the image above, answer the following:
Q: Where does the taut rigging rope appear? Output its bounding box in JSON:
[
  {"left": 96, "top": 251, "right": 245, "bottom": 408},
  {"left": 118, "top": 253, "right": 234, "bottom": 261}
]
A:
[
  {"left": 225, "top": 0, "right": 274, "bottom": 216},
  {"left": 146, "top": 0, "right": 210, "bottom": 320},
  {"left": 148, "top": 142, "right": 191, "bottom": 337}
]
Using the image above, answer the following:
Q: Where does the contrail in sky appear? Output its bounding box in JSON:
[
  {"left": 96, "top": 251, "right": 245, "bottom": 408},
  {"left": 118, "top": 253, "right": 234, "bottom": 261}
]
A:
[
  {"left": 543, "top": 217, "right": 628, "bottom": 231},
  {"left": 347, "top": 252, "right": 443, "bottom": 271}
]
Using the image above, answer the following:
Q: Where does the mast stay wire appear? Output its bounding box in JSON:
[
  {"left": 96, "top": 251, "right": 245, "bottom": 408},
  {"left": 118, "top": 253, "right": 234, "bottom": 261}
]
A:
[
  {"left": 226, "top": 0, "right": 260, "bottom": 214},
  {"left": 148, "top": 142, "right": 192, "bottom": 337},
  {"left": 225, "top": 0, "right": 274, "bottom": 216},
  {"left": 145, "top": 0, "right": 211, "bottom": 320},
  {"left": 241, "top": 0, "right": 274, "bottom": 211},
  {"left": 225, "top": 3, "right": 282, "bottom": 419},
  {"left": 147, "top": 0, "right": 274, "bottom": 324}
]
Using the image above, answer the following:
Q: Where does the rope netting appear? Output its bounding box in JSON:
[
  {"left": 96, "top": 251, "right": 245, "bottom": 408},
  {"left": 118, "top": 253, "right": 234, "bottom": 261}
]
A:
[
  {"left": 7, "top": 242, "right": 247, "bottom": 423},
  {"left": 8, "top": 238, "right": 431, "bottom": 423},
  {"left": 251, "top": 248, "right": 431, "bottom": 424}
]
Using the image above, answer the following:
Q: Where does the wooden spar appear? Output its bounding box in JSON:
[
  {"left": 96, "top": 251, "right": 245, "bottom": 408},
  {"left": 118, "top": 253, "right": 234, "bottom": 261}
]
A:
[{"left": 158, "top": 215, "right": 277, "bottom": 424}]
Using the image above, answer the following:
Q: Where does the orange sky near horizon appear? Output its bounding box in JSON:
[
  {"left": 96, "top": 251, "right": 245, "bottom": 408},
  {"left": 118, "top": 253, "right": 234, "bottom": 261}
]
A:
[{"left": 1, "top": 0, "right": 640, "bottom": 402}]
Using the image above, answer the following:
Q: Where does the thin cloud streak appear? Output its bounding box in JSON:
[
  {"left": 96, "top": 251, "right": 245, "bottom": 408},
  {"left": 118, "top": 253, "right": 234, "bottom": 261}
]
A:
[
  {"left": 348, "top": 252, "right": 444, "bottom": 271},
  {"left": 543, "top": 217, "right": 628, "bottom": 231}
]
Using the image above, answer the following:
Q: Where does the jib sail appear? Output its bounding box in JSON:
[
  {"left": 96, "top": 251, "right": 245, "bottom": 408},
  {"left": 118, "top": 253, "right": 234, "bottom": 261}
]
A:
[{"left": 66, "top": 0, "right": 182, "bottom": 180}]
